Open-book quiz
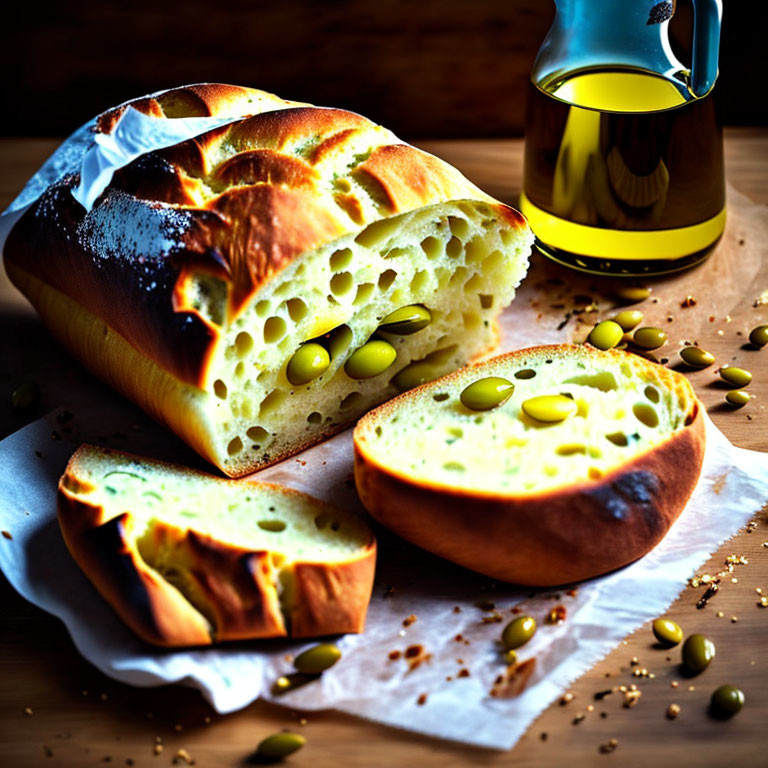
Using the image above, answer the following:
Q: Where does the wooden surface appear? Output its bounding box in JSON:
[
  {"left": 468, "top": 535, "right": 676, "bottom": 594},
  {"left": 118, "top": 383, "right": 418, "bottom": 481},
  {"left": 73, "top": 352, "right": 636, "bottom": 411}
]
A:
[{"left": 0, "top": 129, "right": 767, "bottom": 766}]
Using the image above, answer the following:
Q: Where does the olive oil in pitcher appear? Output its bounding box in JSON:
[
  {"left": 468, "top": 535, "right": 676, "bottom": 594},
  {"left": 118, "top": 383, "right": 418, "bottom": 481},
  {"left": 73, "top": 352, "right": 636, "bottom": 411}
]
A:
[{"left": 521, "top": 0, "right": 725, "bottom": 275}]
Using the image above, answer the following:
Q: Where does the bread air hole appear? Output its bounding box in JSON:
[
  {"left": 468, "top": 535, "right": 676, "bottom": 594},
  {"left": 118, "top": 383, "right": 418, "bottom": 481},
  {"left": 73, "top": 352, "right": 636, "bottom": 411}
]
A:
[
  {"left": 446, "top": 236, "right": 462, "bottom": 258},
  {"left": 556, "top": 444, "right": 587, "bottom": 456},
  {"left": 285, "top": 298, "right": 308, "bottom": 322},
  {"left": 563, "top": 371, "right": 618, "bottom": 392},
  {"left": 341, "top": 392, "right": 364, "bottom": 411},
  {"left": 257, "top": 520, "right": 286, "bottom": 532},
  {"left": 433, "top": 393, "right": 449, "bottom": 402},
  {"left": 420, "top": 236, "right": 443, "bottom": 259},
  {"left": 448, "top": 216, "right": 470, "bottom": 239},
  {"left": 606, "top": 432, "right": 629, "bottom": 447},
  {"left": 633, "top": 403, "right": 659, "bottom": 428},
  {"left": 644, "top": 385, "right": 660, "bottom": 403},
  {"left": 465, "top": 236, "right": 489, "bottom": 264},
  {"left": 235, "top": 331, "right": 254, "bottom": 357},
  {"left": 329, "top": 248, "right": 353, "bottom": 271},
  {"left": 259, "top": 389, "right": 287, "bottom": 416},
  {"left": 378, "top": 270, "right": 397, "bottom": 291},
  {"left": 354, "top": 216, "right": 402, "bottom": 249},
  {"left": 410, "top": 270, "right": 429, "bottom": 293},
  {"left": 264, "top": 316, "right": 287, "bottom": 343},
  {"left": 307, "top": 412, "right": 323, "bottom": 425},
  {"left": 235, "top": 361, "right": 245, "bottom": 378},
  {"left": 213, "top": 379, "right": 228, "bottom": 399},
  {"left": 256, "top": 300, "right": 271, "bottom": 317},
  {"left": 444, "top": 461, "right": 465, "bottom": 472},
  {"left": 330, "top": 272, "right": 354, "bottom": 296},
  {"left": 514, "top": 369, "right": 536, "bottom": 379},
  {"left": 247, "top": 426, "right": 269, "bottom": 444},
  {"left": 227, "top": 437, "right": 243, "bottom": 456},
  {"left": 479, "top": 294, "right": 494, "bottom": 309},
  {"left": 354, "top": 283, "right": 375, "bottom": 305}
]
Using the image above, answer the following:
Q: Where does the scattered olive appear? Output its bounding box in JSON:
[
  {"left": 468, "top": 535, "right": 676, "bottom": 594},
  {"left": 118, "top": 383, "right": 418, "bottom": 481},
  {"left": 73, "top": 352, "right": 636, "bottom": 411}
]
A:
[
  {"left": 587, "top": 320, "right": 624, "bottom": 350},
  {"left": 392, "top": 361, "right": 440, "bottom": 392},
  {"left": 710, "top": 685, "right": 745, "bottom": 717},
  {"left": 460, "top": 377, "right": 514, "bottom": 411},
  {"left": 293, "top": 643, "right": 341, "bottom": 675},
  {"left": 612, "top": 310, "right": 644, "bottom": 332},
  {"left": 256, "top": 732, "right": 306, "bottom": 760},
  {"left": 679, "top": 346, "right": 715, "bottom": 369},
  {"left": 11, "top": 380, "right": 40, "bottom": 412},
  {"left": 719, "top": 366, "right": 752, "bottom": 388},
  {"left": 725, "top": 389, "right": 751, "bottom": 408},
  {"left": 501, "top": 616, "right": 537, "bottom": 650},
  {"left": 522, "top": 394, "right": 578, "bottom": 423},
  {"left": 614, "top": 285, "right": 650, "bottom": 303},
  {"left": 652, "top": 618, "right": 683, "bottom": 647},
  {"left": 682, "top": 633, "right": 715, "bottom": 674},
  {"left": 286, "top": 343, "right": 330, "bottom": 385},
  {"left": 632, "top": 327, "right": 668, "bottom": 350},
  {"left": 378, "top": 305, "right": 432, "bottom": 335},
  {"left": 749, "top": 324, "right": 768, "bottom": 348},
  {"left": 345, "top": 340, "right": 397, "bottom": 379}
]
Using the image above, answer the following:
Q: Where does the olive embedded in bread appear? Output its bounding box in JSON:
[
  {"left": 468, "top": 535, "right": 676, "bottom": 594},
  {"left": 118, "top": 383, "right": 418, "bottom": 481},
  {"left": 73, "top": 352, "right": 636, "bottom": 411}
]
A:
[
  {"left": 57, "top": 445, "right": 376, "bottom": 646},
  {"left": 345, "top": 340, "right": 397, "bottom": 379},
  {"left": 353, "top": 344, "right": 705, "bottom": 586},
  {"left": 5, "top": 83, "right": 533, "bottom": 477}
]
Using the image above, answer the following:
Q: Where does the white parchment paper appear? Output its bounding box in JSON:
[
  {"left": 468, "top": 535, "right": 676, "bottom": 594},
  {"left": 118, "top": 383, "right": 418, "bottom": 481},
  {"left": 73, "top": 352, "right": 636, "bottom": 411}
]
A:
[{"left": 0, "top": 408, "right": 766, "bottom": 749}]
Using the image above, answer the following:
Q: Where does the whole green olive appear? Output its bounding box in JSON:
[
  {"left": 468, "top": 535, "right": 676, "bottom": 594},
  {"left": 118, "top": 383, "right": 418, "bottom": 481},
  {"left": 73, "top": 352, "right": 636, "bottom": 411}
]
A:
[
  {"left": 502, "top": 616, "right": 537, "bottom": 650},
  {"left": 612, "top": 310, "right": 644, "bottom": 332},
  {"left": 587, "top": 320, "right": 624, "bottom": 350},
  {"left": 719, "top": 366, "right": 752, "bottom": 388},
  {"left": 392, "top": 361, "right": 440, "bottom": 392},
  {"left": 345, "top": 340, "right": 397, "bottom": 379},
  {"left": 680, "top": 346, "right": 715, "bottom": 369},
  {"left": 460, "top": 377, "right": 514, "bottom": 411},
  {"left": 286, "top": 343, "right": 331, "bottom": 385},
  {"left": 725, "top": 389, "right": 751, "bottom": 408},
  {"left": 682, "top": 633, "right": 715, "bottom": 674},
  {"left": 378, "top": 305, "right": 432, "bottom": 335},
  {"left": 293, "top": 643, "right": 341, "bottom": 675},
  {"left": 256, "top": 732, "right": 306, "bottom": 760},
  {"left": 522, "top": 394, "right": 578, "bottom": 423},
  {"left": 632, "top": 327, "right": 668, "bottom": 350},
  {"left": 652, "top": 618, "right": 683, "bottom": 647},
  {"left": 749, "top": 325, "right": 768, "bottom": 348},
  {"left": 710, "top": 684, "right": 745, "bottom": 717}
]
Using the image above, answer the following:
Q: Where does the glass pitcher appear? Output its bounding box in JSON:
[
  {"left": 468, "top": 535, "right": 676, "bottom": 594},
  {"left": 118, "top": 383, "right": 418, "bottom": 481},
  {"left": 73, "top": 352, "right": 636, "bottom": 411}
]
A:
[{"left": 521, "top": 0, "right": 724, "bottom": 276}]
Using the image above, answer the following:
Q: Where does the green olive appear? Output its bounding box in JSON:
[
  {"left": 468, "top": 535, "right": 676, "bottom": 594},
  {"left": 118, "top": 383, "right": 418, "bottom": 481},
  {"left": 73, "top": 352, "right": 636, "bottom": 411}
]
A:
[
  {"left": 682, "top": 633, "right": 715, "bottom": 674},
  {"left": 392, "top": 361, "right": 440, "bottom": 392},
  {"left": 632, "top": 327, "right": 668, "bottom": 350},
  {"left": 514, "top": 369, "right": 537, "bottom": 380},
  {"left": 652, "top": 618, "right": 683, "bottom": 647},
  {"left": 725, "top": 389, "right": 751, "bottom": 408},
  {"left": 256, "top": 732, "right": 306, "bottom": 760},
  {"left": 614, "top": 285, "right": 650, "bottom": 304},
  {"left": 286, "top": 343, "right": 330, "bottom": 386},
  {"left": 710, "top": 685, "right": 745, "bottom": 717},
  {"left": 345, "top": 340, "right": 397, "bottom": 379},
  {"left": 587, "top": 320, "right": 624, "bottom": 350},
  {"left": 293, "top": 643, "right": 341, "bottom": 675},
  {"left": 378, "top": 305, "right": 432, "bottom": 335},
  {"left": 502, "top": 616, "right": 537, "bottom": 650},
  {"left": 11, "top": 380, "right": 39, "bottom": 411},
  {"left": 680, "top": 346, "right": 715, "bottom": 369},
  {"left": 719, "top": 366, "right": 752, "bottom": 388},
  {"left": 503, "top": 649, "right": 518, "bottom": 664},
  {"left": 612, "top": 310, "right": 644, "bottom": 332},
  {"left": 324, "top": 325, "right": 353, "bottom": 360},
  {"left": 749, "top": 325, "right": 768, "bottom": 348},
  {"left": 522, "top": 394, "right": 577, "bottom": 423},
  {"left": 460, "top": 377, "right": 514, "bottom": 411}
]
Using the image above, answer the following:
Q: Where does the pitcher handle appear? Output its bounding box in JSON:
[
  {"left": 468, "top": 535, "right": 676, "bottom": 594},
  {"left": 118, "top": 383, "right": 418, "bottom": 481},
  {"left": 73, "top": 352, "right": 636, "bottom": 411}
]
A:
[{"left": 690, "top": 0, "right": 723, "bottom": 97}]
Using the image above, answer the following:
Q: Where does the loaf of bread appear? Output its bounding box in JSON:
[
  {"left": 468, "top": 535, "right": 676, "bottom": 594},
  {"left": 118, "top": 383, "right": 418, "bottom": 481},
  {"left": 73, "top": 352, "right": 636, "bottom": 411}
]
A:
[
  {"left": 4, "top": 83, "right": 532, "bottom": 477},
  {"left": 58, "top": 444, "right": 376, "bottom": 646},
  {"left": 354, "top": 344, "right": 705, "bottom": 586}
]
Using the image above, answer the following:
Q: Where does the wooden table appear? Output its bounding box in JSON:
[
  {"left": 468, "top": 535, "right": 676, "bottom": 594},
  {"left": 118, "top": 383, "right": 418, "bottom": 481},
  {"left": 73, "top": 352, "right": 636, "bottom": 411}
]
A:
[{"left": 0, "top": 130, "right": 766, "bottom": 767}]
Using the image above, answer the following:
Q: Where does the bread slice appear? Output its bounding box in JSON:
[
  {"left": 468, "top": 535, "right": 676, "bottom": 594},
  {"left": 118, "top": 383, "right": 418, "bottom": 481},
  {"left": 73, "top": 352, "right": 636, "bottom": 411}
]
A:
[
  {"left": 5, "top": 83, "right": 533, "bottom": 477},
  {"left": 353, "top": 344, "right": 705, "bottom": 586},
  {"left": 58, "top": 444, "right": 376, "bottom": 646}
]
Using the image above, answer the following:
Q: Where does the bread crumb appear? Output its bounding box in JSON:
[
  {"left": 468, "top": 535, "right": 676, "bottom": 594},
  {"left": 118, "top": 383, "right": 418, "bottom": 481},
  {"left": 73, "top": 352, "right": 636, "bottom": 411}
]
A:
[
  {"left": 416, "top": 693, "right": 428, "bottom": 706},
  {"left": 1, "top": 531, "right": 12, "bottom": 540},
  {"left": 172, "top": 748, "right": 194, "bottom": 765},
  {"left": 24, "top": 707, "right": 33, "bottom": 716},
  {"left": 402, "top": 614, "right": 417, "bottom": 628},
  {"left": 599, "top": 738, "right": 618, "bottom": 754}
]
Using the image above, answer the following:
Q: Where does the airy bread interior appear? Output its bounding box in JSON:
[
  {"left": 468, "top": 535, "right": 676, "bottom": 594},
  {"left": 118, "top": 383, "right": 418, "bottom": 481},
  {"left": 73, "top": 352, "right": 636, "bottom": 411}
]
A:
[
  {"left": 61, "top": 446, "right": 373, "bottom": 629},
  {"left": 358, "top": 347, "right": 699, "bottom": 495},
  {"left": 194, "top": 201, "right": 531, "bottom": 474}
]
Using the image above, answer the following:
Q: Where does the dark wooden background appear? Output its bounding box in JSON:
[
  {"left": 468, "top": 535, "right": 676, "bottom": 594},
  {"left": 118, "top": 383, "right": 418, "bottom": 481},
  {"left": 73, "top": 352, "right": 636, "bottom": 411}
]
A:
[{"left": 3, "top": 1, "right": 766, "bottom": 138}]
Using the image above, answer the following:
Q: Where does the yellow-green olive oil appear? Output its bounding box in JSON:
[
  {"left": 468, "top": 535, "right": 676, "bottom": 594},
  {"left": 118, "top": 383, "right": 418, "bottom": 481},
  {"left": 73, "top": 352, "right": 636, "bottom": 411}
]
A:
[{"left": 521, "top": 69, "right": 725, "bottom": 275}]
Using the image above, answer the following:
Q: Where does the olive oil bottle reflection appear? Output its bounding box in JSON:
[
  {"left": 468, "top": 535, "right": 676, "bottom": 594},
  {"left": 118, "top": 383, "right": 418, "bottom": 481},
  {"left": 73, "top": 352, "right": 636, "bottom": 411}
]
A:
[{"left": 521, "top": 68, "right": 725, "bottom": 275}]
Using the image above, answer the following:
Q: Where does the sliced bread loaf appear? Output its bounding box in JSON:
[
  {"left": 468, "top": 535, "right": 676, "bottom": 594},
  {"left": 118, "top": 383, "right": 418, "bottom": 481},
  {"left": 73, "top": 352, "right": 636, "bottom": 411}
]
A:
[
  {"left": 353, "top": 344, "right": 705, "bottom": 586},
  {"left": 58, "top": 444, "right": 376, "bottom": 646}
]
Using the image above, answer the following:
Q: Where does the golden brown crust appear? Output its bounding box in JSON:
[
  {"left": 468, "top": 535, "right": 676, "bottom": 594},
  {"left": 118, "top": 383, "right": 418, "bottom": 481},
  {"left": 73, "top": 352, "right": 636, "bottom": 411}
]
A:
[
  {"left": 57, "top": 445, "right": 377, "bottom": 647},
  {"left": 353, "top": 345, "right": 706, "bottom": 587}
]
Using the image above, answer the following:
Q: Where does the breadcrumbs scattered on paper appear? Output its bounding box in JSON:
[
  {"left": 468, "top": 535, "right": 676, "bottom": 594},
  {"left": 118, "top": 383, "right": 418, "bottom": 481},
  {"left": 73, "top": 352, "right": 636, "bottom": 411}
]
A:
[{"left": 666, "top": 703, "right": 681, "bottom": 719}]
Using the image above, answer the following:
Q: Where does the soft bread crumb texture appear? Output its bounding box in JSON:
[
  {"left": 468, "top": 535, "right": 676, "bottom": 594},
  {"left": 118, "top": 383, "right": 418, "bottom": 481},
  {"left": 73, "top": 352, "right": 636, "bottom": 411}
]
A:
[
  {"left": 198, "top": 202, "right": 530, "bottom": 474},
  {"left": 356, "top": 347, "right": 699, "bottom": 495}
]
